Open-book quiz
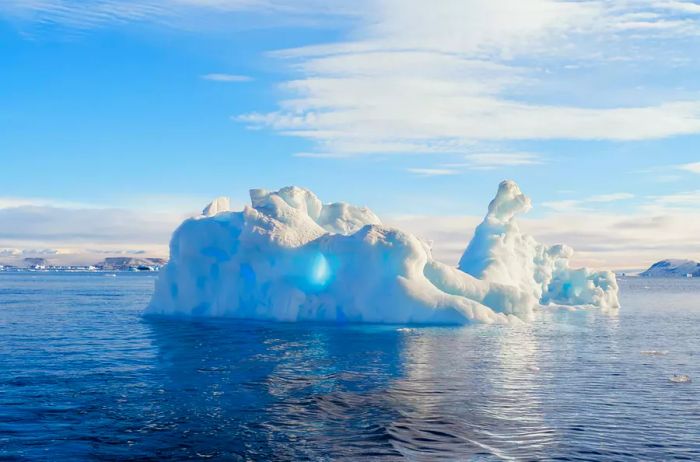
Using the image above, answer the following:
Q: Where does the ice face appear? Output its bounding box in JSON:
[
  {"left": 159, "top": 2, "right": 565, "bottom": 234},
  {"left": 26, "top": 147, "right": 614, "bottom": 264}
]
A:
[{"left": 146, "top": 181, "right": 619, "bottom": 324}]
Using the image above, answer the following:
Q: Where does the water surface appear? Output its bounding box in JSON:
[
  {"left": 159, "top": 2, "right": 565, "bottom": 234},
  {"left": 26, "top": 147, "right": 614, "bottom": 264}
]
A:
[{"left": 1, "top": 273, "right": 699, "bottom": 460}]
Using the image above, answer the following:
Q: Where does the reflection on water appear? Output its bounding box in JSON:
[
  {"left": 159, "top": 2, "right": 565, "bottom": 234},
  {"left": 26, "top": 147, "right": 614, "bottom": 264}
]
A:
[
  {"left": 0, "top": 273, "right": 699, "bottom": 460},
  {"left": 144, "top": 318, "right": 408, "bottom": 460}
]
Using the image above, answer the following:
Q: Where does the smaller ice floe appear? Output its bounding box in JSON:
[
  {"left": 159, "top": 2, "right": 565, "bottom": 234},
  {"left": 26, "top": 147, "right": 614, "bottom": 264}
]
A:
[
  {"left": 669, "top": 374, "right": 692, "bottom": 383},
  {"left": 527, "top": 365, "right": 541, "bottom": 372},
  {"left": 641, "top": 350, "right": 668, "bottom": 356},
  {"left": 396, "top": 327, "right": 414, "bottom": 333}
]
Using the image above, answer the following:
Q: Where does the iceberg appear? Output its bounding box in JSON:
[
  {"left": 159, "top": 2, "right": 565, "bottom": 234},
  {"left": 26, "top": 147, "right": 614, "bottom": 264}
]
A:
[
  {"left": 146, "top": 181, "right": 619, "bottom": 324},
  {"left": 458, "top": 180, "right": 619, "bottom": 312}
]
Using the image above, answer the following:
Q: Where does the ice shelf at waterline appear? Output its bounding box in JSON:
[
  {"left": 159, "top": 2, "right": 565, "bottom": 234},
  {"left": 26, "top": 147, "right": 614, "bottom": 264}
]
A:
[{"left": 146, "top": 181, "right": 619, "bottom": 324}]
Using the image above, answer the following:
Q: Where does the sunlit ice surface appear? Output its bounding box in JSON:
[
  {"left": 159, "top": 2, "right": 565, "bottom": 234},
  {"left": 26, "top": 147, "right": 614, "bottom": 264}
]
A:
[
  {"left": 1, "top": 273, "right": 699, "bottom": 460},
  {"left": 147, "top": 182, "right": 619, "bottom": 324}
]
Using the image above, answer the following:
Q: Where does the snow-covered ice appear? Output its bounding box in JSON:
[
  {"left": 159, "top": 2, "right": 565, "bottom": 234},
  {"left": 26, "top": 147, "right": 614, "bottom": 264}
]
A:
[
  {"left": 146, "top": 181, "right": 619, "bottom": 324},
  {"left": 669, "top": 374, "right": 692, "bottom": 383},
  {"left": 459, "top": 180, "right": 619, "bottom": 315}
]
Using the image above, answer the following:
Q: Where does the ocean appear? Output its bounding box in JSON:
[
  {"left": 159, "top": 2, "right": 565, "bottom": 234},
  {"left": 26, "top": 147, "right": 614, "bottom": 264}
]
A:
[{"left": 1, "top": 272, "right": 698, "bottom": 461}]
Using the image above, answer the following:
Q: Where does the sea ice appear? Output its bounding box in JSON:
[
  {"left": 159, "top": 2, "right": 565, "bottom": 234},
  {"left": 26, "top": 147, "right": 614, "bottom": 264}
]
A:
[
  {"left": 669, "top": 374, "right": 692, "bottom": 383},
  {"left": 641, "top": 350, "right": 669, "bottom": 356},
  {"left": 146, "top": 181, "right": 619, "bottom": 324}
]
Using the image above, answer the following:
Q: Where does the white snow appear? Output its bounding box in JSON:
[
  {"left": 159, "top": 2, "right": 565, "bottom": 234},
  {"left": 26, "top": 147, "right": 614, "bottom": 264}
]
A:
[{"left": 146, "top": 181, "right": 619, "bottom": 324}]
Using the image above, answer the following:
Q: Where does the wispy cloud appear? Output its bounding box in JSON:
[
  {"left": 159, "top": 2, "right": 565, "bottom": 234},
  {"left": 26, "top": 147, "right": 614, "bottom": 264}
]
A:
[
  {"left": 0, "top": 196, "right": 93, "bottom": 209},
  {"left": 542, "top": 192, "right": 635, "bottom": 212},
  {"left": 406, "top": 168, "right": 459, "bottom": 177},
  {"left": 587, "top": 193, "right": 636, "bottom": 203},
  {"left": 293, "top": 152, "right": 351, "bottom": 158},
  {"left": 238, "top": 0, "right": 700, "bottom": 156},
  {"left": 648, "top": 189, "right": 700, "bottom": 207},
  {"left": 653, "top": 1, "right": 700, "bottom": 14},
  {"left": 442, "top": 152, "right": 543, "bottom": 170},
  {"left": 678, "top": 161, "right": 700, "bottom": 173},
  {"left": 201, "top": 73, "right": 252, "bottom": 82},
  {"left": 5, "top": 1, "right": 700, "bottom": 158},
  {"left": 0, "top": 194, "right": 220, "bottom": 264},
  {"left": 0, "top": 205, "right": 178, "bottom": 264}
]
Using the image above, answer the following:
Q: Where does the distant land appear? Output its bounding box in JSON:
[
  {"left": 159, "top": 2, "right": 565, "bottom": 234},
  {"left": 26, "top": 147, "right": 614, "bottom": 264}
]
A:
[
  {"left": 0, "top": 257, "right": 167, "bottom": 272},
  {"left": 640, "top": 259, "right": 700, "bottom": 278}
]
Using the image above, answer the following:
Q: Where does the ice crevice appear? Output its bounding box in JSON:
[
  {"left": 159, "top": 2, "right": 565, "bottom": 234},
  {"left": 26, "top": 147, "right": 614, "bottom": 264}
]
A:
[{"left": 146, "top": 181, "right": 619, "bottom": 324}]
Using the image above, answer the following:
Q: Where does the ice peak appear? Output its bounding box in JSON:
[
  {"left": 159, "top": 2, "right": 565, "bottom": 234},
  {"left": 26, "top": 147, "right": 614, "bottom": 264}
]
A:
[
  {"left": 487, "top": 180, "right": 532, "bottom": 223},
  {"left": 202, "top": 197, "right": 231, "bottom": 217}
]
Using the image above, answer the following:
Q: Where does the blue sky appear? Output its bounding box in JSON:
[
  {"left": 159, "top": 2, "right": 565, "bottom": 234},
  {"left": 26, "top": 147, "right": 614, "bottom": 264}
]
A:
[{"left": 1, "top": 0, "right": 699, "bottom": 268}]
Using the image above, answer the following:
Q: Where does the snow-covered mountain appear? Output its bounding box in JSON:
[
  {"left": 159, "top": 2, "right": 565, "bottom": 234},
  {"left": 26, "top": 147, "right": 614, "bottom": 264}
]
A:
[{"left": 640, "top": 259, "right": 700, "bottom": 278}]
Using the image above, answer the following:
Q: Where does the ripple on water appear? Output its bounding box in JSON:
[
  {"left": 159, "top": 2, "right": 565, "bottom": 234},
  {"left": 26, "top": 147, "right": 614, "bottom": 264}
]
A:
[{"left": 0, "top": 274, "right": 699, "bottom": 460}]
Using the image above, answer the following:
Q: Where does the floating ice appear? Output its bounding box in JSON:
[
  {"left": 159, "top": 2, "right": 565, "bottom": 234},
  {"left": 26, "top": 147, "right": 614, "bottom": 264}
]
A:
[
  {"left": 146, "top": 181, "right": 619, "bottom": 324},
  {"left": 669, "top": 374, "right": 692, "bottom": 383},
  {"left": 641, "top": 350, "right": 669, "bottom": 356}
]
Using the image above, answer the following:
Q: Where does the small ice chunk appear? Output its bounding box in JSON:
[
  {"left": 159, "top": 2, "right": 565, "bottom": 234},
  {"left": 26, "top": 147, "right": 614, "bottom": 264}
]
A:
[
  {"left": 669, "top": 374, "right": 691, "bottom": 383},
  {"left": 641, "top": 350, "right": 668, "bottom": 356}
]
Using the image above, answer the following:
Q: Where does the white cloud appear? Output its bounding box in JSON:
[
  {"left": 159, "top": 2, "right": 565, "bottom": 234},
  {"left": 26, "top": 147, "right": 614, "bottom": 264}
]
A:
[
  {"left": 442, "top": 152, "right": 543, "bottom": 170},
  {"left": 0, "top": 248, "right": 22, "bottom": 258},
  {"left": 5, "top": 1, "right": 700, "bottom": 157},
  {"left": 648, "top": 189, "right": 700, "bottom": 207},
  {"left": 406, "top": 168, "right": 459, "bottom": 176},
  {"left": 0, "top": 193, "right": 242, "bottom": 265},
  {"left": 0, "top": 203, "right": 190, "bottom": 265},
  {"left": 540, "top": 199, "right": 584, "bottom": 213},
  {"left": 237, "top": 1, "right": 700, "bottom": 156},
  {"left": 587, "top": 193, "right": 636, "bottom": 203},
  {"left": 653, "top": 1, "right": 700, "bottom": 14},
  {"left": 0, "top": 196, "right": 93, "bottom": 209},
  {"left": 201, "top": 73, "right": 252, "bottom": 82},
  {"left": 542, "top": 192, "right": 635, "bottom": 211},
  {"left": 678, "top": 161, "right": 700, "bottom": 173}
]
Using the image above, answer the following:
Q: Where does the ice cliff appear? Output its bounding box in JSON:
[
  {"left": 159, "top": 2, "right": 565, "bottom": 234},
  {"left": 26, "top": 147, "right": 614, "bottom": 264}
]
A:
[{"left": 146, "top": 181, "right": 619, "bottom": 324}]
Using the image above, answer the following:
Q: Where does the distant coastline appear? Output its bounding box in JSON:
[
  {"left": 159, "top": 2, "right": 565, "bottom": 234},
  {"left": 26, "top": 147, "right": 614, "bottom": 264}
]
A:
[
  {"left": 0, "top": 257, "right": 166, "bottom": 273},
  {"left": 639, "top": 259, "right": 700, "bottom": 278}
]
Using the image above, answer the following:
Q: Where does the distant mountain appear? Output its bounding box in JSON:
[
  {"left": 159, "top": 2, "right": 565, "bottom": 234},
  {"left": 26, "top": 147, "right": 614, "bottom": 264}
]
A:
[
  {"left": 23, "top": 257, "right": 49, "bottom": 268},
  {"left": 96, "top": 257, "right": 167, "bottom": 271},
  {"left": 640, "top": 259, "right": 700, "bottom": 278}
]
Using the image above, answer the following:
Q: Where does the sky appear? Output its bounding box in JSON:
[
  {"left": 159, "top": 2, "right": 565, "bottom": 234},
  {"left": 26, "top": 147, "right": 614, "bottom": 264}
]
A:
[{"left": 1, "top": 0, "right": 699, "bottom": 269}]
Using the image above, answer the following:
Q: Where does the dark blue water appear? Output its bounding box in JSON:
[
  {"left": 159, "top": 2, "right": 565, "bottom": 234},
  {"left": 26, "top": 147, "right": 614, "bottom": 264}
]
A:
[{"left": 1, "top": 273, "right": 699, "bottom": 461}]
